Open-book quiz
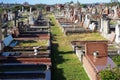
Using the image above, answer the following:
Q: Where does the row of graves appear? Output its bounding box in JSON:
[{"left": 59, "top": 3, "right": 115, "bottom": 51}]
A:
[
  {"left": 54, "top": 3, "right": 97, "bottom": 35},
  {"left": 0, "top": 9, "right": 51, "bottom": 80},
  {"left": 54, "top": 3, "right": 120, "bottom": 80}
]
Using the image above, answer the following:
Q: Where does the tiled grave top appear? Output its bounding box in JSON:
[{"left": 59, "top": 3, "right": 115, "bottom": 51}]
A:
[
  {"left": 85, "top": 42, "right": 108, "bottom": 56},
  {"left": 86, "top": 55, "right": 116, "bottom": 72},
  {"left": 85, "top": 42, "right": 116, "bottom": 72}
]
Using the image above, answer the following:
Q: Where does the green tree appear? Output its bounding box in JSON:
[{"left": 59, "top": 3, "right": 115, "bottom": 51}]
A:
[{"left": 12, "top": 5, "right": 22, "bottom": 12}]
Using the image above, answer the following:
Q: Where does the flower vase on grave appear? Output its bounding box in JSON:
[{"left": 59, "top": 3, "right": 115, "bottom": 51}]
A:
[{"left": 93, "top": 51, "right": 99, "bottom": 58}]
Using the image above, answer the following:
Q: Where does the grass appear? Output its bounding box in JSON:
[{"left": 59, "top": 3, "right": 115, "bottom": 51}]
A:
[
  {"left": 67, "top": 33, "right": 106, "bottom": 41},
  {"left": 49, "top": 14, "right": 89, "bottom": 80},
  {"left": 18, "top": 40, "right": 48, "bottom": 47},
  {"left": 110, "top": 20, "right": 117, "bottom": 25},
  {"left": 7, "top": 21, "right": 14, "bottom": 28}
]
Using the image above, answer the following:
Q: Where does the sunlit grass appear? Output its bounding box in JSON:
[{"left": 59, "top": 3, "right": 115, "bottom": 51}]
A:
[
  {"left": 67, "top": 33, "right": 106, "bottom": 41},
  {"left": 7, "top": 21, "right": 14, "bottom": 27},
  {"left": 19, "top": 40, "right": 48, "bottom": 47},
  {"left": 49, "top": 14, "right": 89, "bottom": 80}
]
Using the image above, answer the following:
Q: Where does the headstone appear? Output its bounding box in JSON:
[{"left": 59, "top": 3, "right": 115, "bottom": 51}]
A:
[
  {"left": 115, "top": 24, "right": 120, "bottom": 43},
  {"left": 8, "top": 12, "right": 11, "bottom": 21},
  {"left": 14, "top": 10, "right": 18, "bottom": 26},
  {"left": 2, "top": 14, "right": 8, "bottom": 23},
  {"left": 113, "top": 6, "right": 118, "bottom": 19},
  {"left": 22, "top": 6, "right": 24, "bottom": 12},
  {"left": 29, "top": 14, "right": 34, "bottom": 25},
  {"left": 0, "top": 18, "right": 4, "bottom": 52},
  {"left": 30, "top": 7, "right": 32, "bottom": 14},
  {"left": 78, "top": 14, "right": 82, "bottom": 22},
  {"left": 89, "top": 23, "right": 96, "bottom": 31},
  {"left": 92, "top": 8, "right": 96, "bottom": 14},
  {"left": 83, "top": 14, "right": 90, "bottom": 28},
  {"left": 100, "top": 18, "right": 110, "bottom": 38},
  {"left": 103, "top": 7, "right": 109, "bottom": 15},
  {"left": 108, "top": 31, "right": 116, "bottom": 43}
]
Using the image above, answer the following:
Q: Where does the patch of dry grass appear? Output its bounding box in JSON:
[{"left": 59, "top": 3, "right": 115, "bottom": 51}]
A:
[
  {"left": 19, "top": 40, "right": 48, "bottom": 47},
  {"left": 67, "top": 33, "right": 106, "bottom": 41}
]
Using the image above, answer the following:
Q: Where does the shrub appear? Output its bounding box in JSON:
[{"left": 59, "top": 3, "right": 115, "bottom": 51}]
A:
[{"left": 99, "top": 67, "right": 120, "bottom": 80}]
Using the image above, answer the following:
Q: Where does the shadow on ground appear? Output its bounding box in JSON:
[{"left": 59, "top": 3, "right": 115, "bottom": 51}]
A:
[{"left": 51, "top": 43, "right": 67, "bottom": 80}]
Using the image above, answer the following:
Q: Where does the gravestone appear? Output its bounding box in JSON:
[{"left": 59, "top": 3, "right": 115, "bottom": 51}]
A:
[
  {"left": 67, "top": 11, "right": 71, "bottom": 19},
  {"left": 2, "top": 14, "right": 8, "bottom": 23},
  {"left": 22, "top": 6, "right": 24, "bottom": 12},
  {"left": 30, "top": 7, "right": 32, "bottom": 14},
  {"left": 100, "top": 18, "right": 110, "bottom": 38},
  {"left": 0, "top": 17, "right": 4, "bottom": 52},
  {"left": 89, "top": 23, "right": 96, "bottom": 31},
  {"left": 113, "top": 6, "right": 118, "bottom": 19},
  {"left": 8, "top": 12, "right": 11, "bottom": 21},
  {"left": 92, "top": 8, "right": 96, "bottom": 14},
  {"left": 83, "top": 14, "right": 90, "bottom": 29},
  {"left": 115, "top": 24, "right": 120, "bottom": 43},
  {"left": 14, "top": 10, "right": 18, "bottom": 26},
  {"left": 78, "top": 14, "right": 82, "bottom": 22},
  {"left": 29, "top": 14, "right": 34, "bottom": 25},
  {"left": 108, "top": 31, "right": 116, "bottom": 43},
  {"left": 103, "top": 7, "right": 109, "bottom": 15},
  {"left": 74, "top": 9, "right": 79, "bottom": 21}
]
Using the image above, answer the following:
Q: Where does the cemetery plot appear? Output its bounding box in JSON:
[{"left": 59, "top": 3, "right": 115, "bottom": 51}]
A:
[
  {"left": 75, "top": 41, "right": 116, "bottom": 80},
  {"left": 0, "top": 58, "right": 51, "bottom": 65},
  {"left": 63, "top": 27, "right": 92, "bottom": 35},
  {"left": 0, "top": 72, "right": 45, "bottom": 79},
  {"left": 56, "top": 15, "right": 97, "bottom": 35},
  {"left": 0, "top": 52, "right": 50, "bottom": 58},
  {"left": 18, "top": 40, "right": 48, "bottom": 47},
  {"left": 57, "top": 18, "right": 74, "bottom": 23},
  {"left": 0, "top": 9, "right": 51, "bottom": 80},
  {"left": 0, "top": 64, "right": 47, "bottom": 72}
]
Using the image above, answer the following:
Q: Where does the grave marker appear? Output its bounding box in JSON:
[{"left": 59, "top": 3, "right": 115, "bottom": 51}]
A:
[
  {"left": 113, "top": 6, "right": 118, "bottom": 19},
  {"left": 100, "top": 18, "right": 110, "bottom": 38},
  {"left": 115, "top": 24, "right": 120, "bottom": 43}
]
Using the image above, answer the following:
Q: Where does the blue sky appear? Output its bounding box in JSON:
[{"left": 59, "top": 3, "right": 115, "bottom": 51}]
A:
[{"left": 0, "top": 0, "right": 120, "bottom": 5}]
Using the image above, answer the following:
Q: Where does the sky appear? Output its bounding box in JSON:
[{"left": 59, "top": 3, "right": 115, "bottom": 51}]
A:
[{"left": 0, "top": 0, "right": 120, "bottom": 5}]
